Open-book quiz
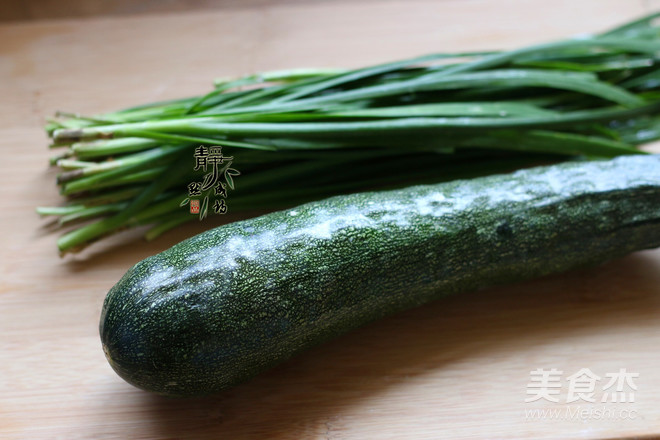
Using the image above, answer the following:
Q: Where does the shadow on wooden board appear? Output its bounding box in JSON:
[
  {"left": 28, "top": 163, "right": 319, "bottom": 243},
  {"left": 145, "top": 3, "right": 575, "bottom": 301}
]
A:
[
  {"left": 1, "top": 0, "right": 330, "bottom": 22},
  {"left": 110, "top": 250, "right": 660, "bottom": 439}
]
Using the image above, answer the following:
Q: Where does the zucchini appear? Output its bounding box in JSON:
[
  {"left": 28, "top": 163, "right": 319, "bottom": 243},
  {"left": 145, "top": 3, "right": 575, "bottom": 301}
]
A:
[{"left": 100, "top": 154, "right": 660, "bottom": 396}]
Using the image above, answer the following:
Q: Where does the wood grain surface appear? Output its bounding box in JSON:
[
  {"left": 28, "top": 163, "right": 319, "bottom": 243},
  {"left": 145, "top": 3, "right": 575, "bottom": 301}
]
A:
[{"left": 2, "top": 1, "right": 660, "bottom": 439}]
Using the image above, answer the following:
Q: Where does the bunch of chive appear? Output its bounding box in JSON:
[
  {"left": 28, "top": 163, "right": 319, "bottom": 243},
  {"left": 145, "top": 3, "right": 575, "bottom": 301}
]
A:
[{"left": 40, "top": 13, "right": 660, "bottom": 255}]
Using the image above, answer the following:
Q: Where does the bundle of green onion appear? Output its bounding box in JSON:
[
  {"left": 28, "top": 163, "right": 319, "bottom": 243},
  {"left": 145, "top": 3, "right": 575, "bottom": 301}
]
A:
[{"left": 40, "top": 13, "right": 660, "bottom": 254}]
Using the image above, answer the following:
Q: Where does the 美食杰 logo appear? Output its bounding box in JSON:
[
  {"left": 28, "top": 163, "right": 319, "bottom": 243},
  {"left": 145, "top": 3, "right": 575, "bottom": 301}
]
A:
[{"left": 524, "top": 367, "right": 640, "bottom": 421}]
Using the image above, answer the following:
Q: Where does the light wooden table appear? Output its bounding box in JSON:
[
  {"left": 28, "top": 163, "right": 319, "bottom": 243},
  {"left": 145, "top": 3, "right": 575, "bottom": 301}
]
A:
[{"left": 2, "top": 1, "right": 660, "bottom": 438}]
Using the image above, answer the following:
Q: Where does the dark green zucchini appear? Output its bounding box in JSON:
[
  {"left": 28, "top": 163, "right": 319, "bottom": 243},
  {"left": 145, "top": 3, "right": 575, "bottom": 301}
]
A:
[{"left": 100, "top": 154, "right": 660, "bottom": 396}]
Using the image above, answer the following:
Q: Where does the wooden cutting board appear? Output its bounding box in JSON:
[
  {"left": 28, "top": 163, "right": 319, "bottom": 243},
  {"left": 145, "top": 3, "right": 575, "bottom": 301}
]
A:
[{"left": 2, "top": 1, "right": 660, "bottom": 438}]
